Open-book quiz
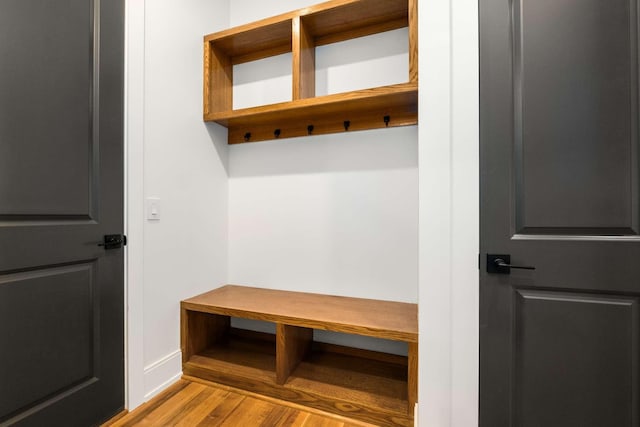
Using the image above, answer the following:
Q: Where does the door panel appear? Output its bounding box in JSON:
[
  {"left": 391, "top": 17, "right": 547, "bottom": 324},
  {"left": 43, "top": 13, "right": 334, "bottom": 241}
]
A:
[
  {"left": 0, "top": 263, "right": 95, "bottom": 418},
  {"left": 480, "top": 0, "right": 640, "bottom": 425},
  {"left": 515, "top": 290, "right": 638, "bottom": 427},
  {"left": 513, "top": 0, "right": 638, "bottom": 235},
  {"left": 0, "top": 0, "right": 94, "bottom": 217},
  {"left": 0, "top": 0, "right": 124, "bottom": 425}
]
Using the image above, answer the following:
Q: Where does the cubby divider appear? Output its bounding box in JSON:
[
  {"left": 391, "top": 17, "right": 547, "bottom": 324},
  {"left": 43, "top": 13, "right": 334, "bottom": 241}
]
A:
[{"left": 276, "top": 323, "right": 313, "bottom": 385}]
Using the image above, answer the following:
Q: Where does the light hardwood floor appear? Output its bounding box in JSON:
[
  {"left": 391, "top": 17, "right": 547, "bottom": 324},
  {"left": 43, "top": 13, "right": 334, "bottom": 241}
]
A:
[{"left": 104, "top": 378, "right": 378, "bottom": 427}]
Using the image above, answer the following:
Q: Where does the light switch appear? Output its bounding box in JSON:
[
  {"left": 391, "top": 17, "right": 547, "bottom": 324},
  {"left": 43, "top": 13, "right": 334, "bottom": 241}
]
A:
[{"left": 146, "top": 197, "right": 161, "bottom": 220}]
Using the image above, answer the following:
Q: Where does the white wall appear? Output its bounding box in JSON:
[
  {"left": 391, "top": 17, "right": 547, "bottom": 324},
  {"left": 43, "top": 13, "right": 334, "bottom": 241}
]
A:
[
  {"left": 229, "top": 0, "right": 317, "bottom": 26},
  {"left": 227, "top": 0, "right": 419, "bottom": 355},
  {"left": 228, "top": 130, "right": 418, "bottom": 303},
  {"left": 136, "top": 0, "right": 230, "bottom": 401}
]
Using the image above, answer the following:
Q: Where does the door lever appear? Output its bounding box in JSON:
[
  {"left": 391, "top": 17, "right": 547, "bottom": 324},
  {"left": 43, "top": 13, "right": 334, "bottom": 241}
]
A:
[
  {"left": 487, "top": 254, "right": 535, "bottom": 274},
  {"left": 98, "top": 234, "right": 127, "bottom": 250},
  {"left": 494, "top": 258, "right": 535, "bottom": 270}
]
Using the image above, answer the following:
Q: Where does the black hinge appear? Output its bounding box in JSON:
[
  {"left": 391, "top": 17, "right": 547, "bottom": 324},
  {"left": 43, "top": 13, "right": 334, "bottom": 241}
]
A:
[{"left": 98, "top": 234, "right": 127, "bottom": 250}]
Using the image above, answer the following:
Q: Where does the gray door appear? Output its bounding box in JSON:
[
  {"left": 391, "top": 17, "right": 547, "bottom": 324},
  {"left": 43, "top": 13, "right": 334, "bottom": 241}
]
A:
[
  {"left": 480, "top": 0, "right": 640, "bottom": 425},
  {"left": 0, "top": 0, "right": 124, "bottom": 425}
]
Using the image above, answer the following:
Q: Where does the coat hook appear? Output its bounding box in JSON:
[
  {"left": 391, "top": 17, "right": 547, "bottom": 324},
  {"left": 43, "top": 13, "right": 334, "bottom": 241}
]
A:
[
  {"left": 307, "top": 125, "right": 314, "bottom": 135},
  {"left": 274, "top": 129, "right": 281, "bottom": 138},
  {"left": 383, "top": 115, "right": 390, "bottom": 127},
  {"left": 244, "top": 132, "right": 251, "bottom": 142},
  {"left": 344, "top": 120, "right": 350, "bottom": 131}
]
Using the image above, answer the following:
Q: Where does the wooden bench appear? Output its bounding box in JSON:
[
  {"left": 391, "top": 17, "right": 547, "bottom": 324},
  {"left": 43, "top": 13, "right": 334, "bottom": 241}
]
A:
[{"left": 181, "top": 285, "right": 418, "bottom": 427}]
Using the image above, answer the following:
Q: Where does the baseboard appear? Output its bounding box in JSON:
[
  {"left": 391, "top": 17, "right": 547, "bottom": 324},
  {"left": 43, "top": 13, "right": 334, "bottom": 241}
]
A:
[{"left": 143, "top": 349, "right": 183, "bottom": 401}]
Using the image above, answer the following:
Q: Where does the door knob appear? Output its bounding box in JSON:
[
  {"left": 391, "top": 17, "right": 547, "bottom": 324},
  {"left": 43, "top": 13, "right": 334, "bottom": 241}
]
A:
[{"left": 487, "top": 254, "right": 535, "bottom": 274}]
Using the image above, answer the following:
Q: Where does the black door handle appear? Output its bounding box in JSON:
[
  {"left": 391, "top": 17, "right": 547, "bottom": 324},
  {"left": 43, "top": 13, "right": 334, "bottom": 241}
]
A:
[
  {"left": 494, "top": 258, "right": 535, "bottom": 270},
  {"left": 98, "top": 234, "right": 127, "bottom": 250},
  {"left": 487, "top": 254, "right": 535, "bottom": 274}
]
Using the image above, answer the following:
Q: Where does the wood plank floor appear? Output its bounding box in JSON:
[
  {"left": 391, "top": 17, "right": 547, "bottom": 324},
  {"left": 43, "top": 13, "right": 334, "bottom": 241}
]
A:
[{"left": 105, "top": 377, "right": 378, "bottom": 427}]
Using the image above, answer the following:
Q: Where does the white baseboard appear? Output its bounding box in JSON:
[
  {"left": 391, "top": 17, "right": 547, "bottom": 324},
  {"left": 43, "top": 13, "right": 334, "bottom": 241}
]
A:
[{"left": 143, "top": 349, "right": 183, "bottom": 401}]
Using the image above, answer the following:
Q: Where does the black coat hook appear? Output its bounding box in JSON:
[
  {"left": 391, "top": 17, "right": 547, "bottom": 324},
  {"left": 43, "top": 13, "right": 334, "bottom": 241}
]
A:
[
  {"left": 383, "top": 115, "right": 390, "bottom": 127},
  {"left": 344, "top": 120, "right": 350, "bottom": 131},
  {"left": 274, "top": 129, "right": 281, "bottom": 138},
  {"left": 307, "top": 125, "right": 314, "bottom": 135},
  {"left": 244, "top": 132, "right": 251, "bottom": 142}
]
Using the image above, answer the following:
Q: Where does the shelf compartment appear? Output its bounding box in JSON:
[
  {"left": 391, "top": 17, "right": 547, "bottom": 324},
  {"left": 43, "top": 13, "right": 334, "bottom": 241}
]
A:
[
  {"left": 183, "top": 328, "right": 277, "bottom": 385},
  {"left": 182, "top": 329, "right": 413, "bottom": 426},
  {"left": 204, "top": 0, "right": 409, "bottom": 62},
  {"left": 205, "top": 19, "right": 293, "bottom": 65},
  {"left": 301, "top": 0, "right": 409, "bottom": 47},
  {"left": 285, "top": 342, "right": 410, "bottom": 415}
]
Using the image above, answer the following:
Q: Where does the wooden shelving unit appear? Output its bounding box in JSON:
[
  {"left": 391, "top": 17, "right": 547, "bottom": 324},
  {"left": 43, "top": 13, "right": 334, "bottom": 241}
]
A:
[
  {"left": 181, "top": 285, "right": 418, "bottom": 427},
  {"left": 203, "top": 0, "right": 418, "bottom": 144}
]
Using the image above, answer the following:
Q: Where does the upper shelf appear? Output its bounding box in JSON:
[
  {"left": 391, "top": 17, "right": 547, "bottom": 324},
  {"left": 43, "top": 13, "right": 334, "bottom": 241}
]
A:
[
  {"left": 203, "top": 0, "right": 418, "bottom": 144},
  {"left": 205, "top": 0, "right": 410, "bottom": 64}
]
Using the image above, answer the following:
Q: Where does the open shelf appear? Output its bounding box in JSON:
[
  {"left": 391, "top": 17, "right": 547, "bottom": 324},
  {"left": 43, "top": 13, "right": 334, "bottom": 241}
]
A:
[
  {"left": 181, "top": 285, "right": 418, "bottom": 426},
  {"left": 203, "top": 0, "right": 418, "bottom": 144},
  {"left": 206, "top": 83, "right": 418, "bottom": 144},
  {"left": 285, "top": 343, "right": 409, "bottom": 415},
  {"left": 186, "top": 328, "right": 276, "bottom": 384}
]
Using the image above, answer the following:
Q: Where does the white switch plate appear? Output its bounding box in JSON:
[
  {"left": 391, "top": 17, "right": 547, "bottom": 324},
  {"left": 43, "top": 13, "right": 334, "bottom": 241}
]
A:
[{"left": 146, "top": 197, "right": 161, "bottom": 220}]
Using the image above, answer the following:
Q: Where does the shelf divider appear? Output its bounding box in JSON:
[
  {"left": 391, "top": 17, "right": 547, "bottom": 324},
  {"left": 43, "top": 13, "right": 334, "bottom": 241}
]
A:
[
  {"left": 203, "top": 43, "right": 232, "bottom": 116},
  {"left": 409, "top": 0, "right": 418, "bottom": 83},
  {"left": 276, "top": 323, "right": 313, "bottom": 385},
  {"left": 293, "top": 16, "right": 316, "bottom": 100}
]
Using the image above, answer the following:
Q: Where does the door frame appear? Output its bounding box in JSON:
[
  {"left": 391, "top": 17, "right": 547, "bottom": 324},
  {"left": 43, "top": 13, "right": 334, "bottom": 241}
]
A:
[
  {"left": 123, "top": 0, "right": 481, "bottom": 422},
  {"left": 418, "top": 0, "right": 479, "bottom": 425},
  {"left": 125, "top": 0, "right": 146, "bottom": 411}
]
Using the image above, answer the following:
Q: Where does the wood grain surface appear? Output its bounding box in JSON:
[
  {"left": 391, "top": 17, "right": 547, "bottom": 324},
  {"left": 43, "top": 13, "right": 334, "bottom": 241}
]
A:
[
  {"left": 204, "top": 44, "right": 232, "bottom": 115},
  {"left": 182, "top": 363, "right": 413, "bottom": 427},
  {"left": 293, "top": 16, "right": 316, "bottom": 100},
  {"left": 205, "top": 82, "right": 418, "bottom": 127},
  {"left": 203, "top": 0, "right": 408, "bottom": 53},
  {"left": 226, "top": 107, "right": 417, "bottom": 144},
  {"left": 407, "top": 342, "right": 418, "bottom": 411},
  {"left": 103, "top": 379, "right": 377, "bottom": 427},
  {"left": 277, "top": 323, "right": 313, "bottom": 385},
  {"left": 182, "top": 285, "right": 417, "bottom": 342},
  {"left": 181, "top": 309, "right": 230, "bottom": 362},
  {"left": 408, "top": 0, "right": 418, "bottom": 82}
]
